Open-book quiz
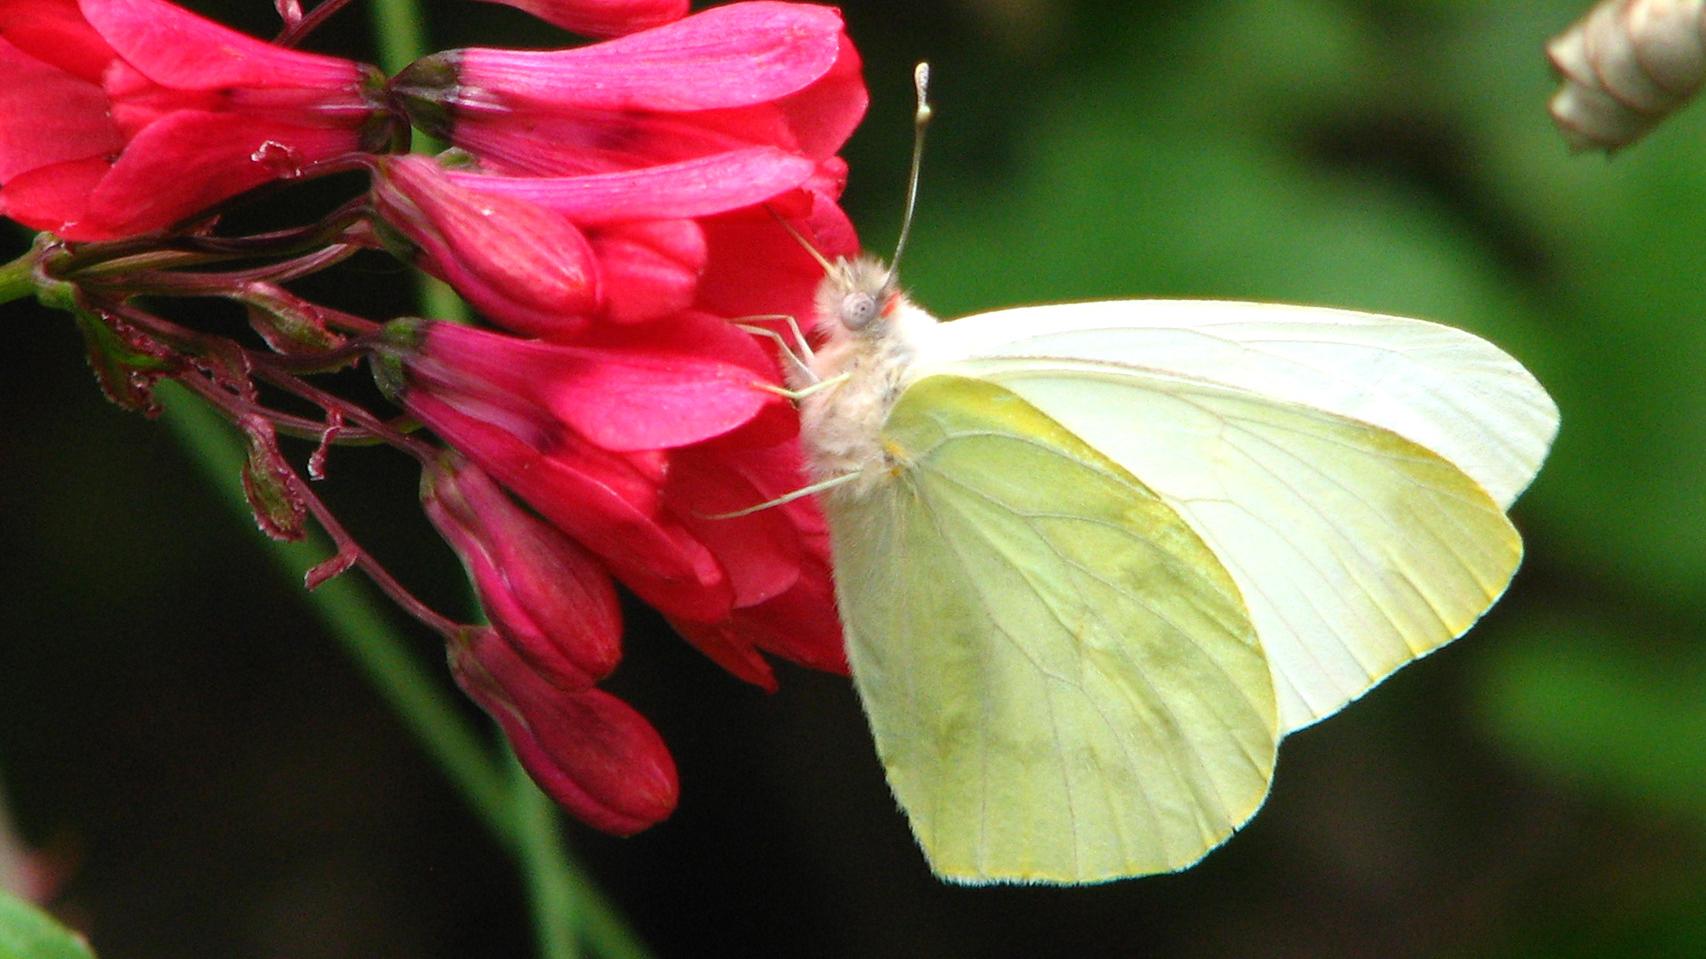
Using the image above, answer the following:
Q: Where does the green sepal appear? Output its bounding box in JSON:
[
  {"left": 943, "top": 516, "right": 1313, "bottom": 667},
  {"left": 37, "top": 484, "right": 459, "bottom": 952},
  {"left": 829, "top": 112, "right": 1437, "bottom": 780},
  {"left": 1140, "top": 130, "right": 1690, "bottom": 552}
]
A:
[
  {"left": 239, "top": 415, "right": 308, "bottom": 541},
  {"left": 387, "top": 52, "right": 461, "bottom": 141},
  {"left": 240, "top": 284, "right": 345, "bottom": 355},
  {"left": 73, "top": 310, "right": 174, "bottom": 416},
  {"left": 370, "top": 318, "right": 426, "bottom": 403}
]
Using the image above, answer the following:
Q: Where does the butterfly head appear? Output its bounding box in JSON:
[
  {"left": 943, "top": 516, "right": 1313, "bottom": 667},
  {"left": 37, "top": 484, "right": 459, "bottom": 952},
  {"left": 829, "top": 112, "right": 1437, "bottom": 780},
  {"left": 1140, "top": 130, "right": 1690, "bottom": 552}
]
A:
[{"left": 818, "top": 255, "right": 903, "bottom": 337}]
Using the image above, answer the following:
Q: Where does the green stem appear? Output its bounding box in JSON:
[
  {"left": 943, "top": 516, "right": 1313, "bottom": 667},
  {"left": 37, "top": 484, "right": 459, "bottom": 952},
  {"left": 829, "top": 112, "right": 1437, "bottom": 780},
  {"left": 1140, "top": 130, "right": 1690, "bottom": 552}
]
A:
[
  {"left": 0, "top": 246, "right": 38, "bottom": 305},
  {"left": 511, "top": 756, "right": 580, "bottom": 959},
  {"left": 158, "top": 382, "right": 518, "bottom": 846},
  {"left": 559, "top": 851, "right": 656, "bottom": 959},
  {"left": 367, "top": 0, "right": 468, "bottom": 323},
  {"left": 508, "top": 757, "right": 655, "bottom": 959},
  {"left": 366, "top": 0, "right": 430, "bottom": 77},
  {"left": 337, "top": 6, "right": 628, "bottom": 956}
]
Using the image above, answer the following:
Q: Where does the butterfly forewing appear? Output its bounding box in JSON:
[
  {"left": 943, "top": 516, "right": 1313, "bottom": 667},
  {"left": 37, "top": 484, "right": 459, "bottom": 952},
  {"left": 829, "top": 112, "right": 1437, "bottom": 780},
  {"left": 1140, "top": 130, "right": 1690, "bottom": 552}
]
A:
[{"left": 826, "top": 374, "right": 1279, "bottom": 885}]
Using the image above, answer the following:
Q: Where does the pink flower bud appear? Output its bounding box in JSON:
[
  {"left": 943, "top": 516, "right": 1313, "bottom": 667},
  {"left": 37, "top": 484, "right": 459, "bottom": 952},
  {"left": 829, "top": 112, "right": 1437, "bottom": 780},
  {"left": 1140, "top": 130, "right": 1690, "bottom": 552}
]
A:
[
  {"left": 423, "top": 456, "right": 622, "bottom": 688},
  {"left": 474, "top": 0, "right": 687, "bottom": 38},
  {"left": 451, "top": 627, "right": 678, "bottom": 835},
  {"left": 0, "top": 0, "right": 400, "bottom": 240},
  {"left": 370, "top": 155, "right": 601, "bottom": 339}
]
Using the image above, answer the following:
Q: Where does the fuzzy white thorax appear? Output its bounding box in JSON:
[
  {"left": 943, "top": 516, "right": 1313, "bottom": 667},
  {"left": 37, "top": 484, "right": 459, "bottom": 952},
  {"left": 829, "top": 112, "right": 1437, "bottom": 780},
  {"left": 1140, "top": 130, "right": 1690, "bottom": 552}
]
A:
[{"left": 792, "top": 256, "right": 939, "bottom": 499}]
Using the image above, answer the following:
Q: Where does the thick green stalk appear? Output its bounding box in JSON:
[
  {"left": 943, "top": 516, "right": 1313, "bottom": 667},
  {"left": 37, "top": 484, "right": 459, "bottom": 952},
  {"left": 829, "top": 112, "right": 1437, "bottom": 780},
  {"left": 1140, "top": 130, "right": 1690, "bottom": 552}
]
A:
[
  {"left": 365, "top": 0, "right": 465, "bottom": 322},
  {"left": 512, "top": 757, "right": 580, "bottom": 959},
  {"left": 0, "top": 246, "right": 38, "bottom": 305},
  {"left": 365, "top": 0, "right": 431, "bottom": 77}
]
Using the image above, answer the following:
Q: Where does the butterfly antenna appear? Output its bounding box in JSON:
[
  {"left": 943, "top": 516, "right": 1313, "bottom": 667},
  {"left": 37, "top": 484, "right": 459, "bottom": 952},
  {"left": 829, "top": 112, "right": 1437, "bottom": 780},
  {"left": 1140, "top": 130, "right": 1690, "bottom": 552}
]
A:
[{"left": 886, "top": 62, "right": 933, "bottom": 285}]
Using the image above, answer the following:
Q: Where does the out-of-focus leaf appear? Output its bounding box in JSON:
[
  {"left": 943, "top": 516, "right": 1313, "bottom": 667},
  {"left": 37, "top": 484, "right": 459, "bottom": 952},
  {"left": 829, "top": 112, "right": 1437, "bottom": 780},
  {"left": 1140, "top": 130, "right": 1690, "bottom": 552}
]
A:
[
  {"left": 1433, "top": 1, "right": 1706, "bottom": 614},
  {"left": 1476, "top": 612, "right": 1706, "bottom": 825},
  {"left": 0, "top": 892, "right": 96, "bottom": 959}
]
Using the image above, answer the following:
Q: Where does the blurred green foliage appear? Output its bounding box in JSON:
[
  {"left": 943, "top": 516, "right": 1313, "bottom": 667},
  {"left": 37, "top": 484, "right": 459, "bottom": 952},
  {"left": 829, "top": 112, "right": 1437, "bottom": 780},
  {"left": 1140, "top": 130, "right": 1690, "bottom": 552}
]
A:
[
  {"left": 7, "top": 0, "right": 1706, "bottom": 956},
  {"left": 0, "top": 891, "right": 96, "bottom": 959}
]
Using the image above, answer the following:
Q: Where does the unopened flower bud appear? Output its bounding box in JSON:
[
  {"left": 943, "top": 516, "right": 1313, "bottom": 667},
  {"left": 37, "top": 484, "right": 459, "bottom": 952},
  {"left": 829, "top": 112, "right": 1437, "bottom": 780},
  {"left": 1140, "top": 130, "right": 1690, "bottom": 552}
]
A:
[
  {"left": 1548, "top": 0, "right": 1706, "bottom": 151},
  {"left": 450, "top": 627, "right": 678, "bottom": 834},
  {"left": 369, "top": 155, "right": 601, "bottom": 338},
  {"left": 423, "top": 455, "right": 621, "bottom": 687}
]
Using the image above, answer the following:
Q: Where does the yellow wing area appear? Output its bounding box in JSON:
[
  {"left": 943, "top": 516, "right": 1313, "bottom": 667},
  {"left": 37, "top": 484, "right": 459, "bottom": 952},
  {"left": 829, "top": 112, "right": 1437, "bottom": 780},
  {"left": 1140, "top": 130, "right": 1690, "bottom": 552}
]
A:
[
  {"left": 945, "top": 359, "right": 1527, "bottom": 732},
  {"left": 826, "top": 374, "right": 1278, "bottom": 884}
]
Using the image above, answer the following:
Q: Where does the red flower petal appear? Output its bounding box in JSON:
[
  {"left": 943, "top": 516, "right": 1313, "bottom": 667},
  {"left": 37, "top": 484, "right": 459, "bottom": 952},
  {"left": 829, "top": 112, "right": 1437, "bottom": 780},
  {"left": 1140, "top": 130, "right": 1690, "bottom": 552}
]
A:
[
  {"left": 0, "top": 0, "right": 114, "bottom": 83},
  {"left": 0, "top": 39, "right": 121, "bottom": 181},
  {"left": 666, "top": 443, "right": 804, "bottom": 609},
  {"left": 0, "top": 155, "right": 106, "bottom": 235},
  {"left": 451, "top": 104, "right": 797, "bottom": 177},
  {"left": 588, "top": 220, "right": 705, "bottom": 325},
  {"left": 694, "top": 195, "right": 855, "bottom": 327},
  {"left": 68, "top": 110, "right": 359, "bottom": 239},
  {"left": 416, "top": 319, "right": 777, "bottom": 451},
  {"left": 665, "top": 433, "right": 846, "bottom": 684},
  {"left": 774, "top": 32, "right": 866, "bottom": 159},
  {"left": 458, "top": 2, "right": 845, "bottom": 112},
  {"left": 444, "top": 147, "right": 816, "bottom": 226},
  {"left": 673, "top": 558, "right": 846, "bottom": 678},
  {"left": 423, "top": 459, "right": 623, "bottom": 688},
  {"left": 79, "top": 0, "right": 363, "bottom": 91},
  {"left": 374, "top": 156, "right": 602, "bottom": 338},
  {"left": 474, "top": 0, "right": 687, "bottom": 38}
]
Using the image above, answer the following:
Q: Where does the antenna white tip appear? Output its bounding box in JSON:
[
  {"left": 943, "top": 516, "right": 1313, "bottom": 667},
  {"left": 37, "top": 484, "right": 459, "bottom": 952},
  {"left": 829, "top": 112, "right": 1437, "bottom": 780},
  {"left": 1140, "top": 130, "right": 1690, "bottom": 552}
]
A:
[{"left": 914, "top": 62, "right": 932, "bottom": 124}]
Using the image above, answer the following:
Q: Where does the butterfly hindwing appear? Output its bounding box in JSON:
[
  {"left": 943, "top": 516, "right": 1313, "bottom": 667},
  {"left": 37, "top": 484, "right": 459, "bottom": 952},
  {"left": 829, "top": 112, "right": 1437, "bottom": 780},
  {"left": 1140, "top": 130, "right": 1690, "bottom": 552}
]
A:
[
  {"left": 917, "top": 299, "right": 1557, "bottom": 509},
  {"left": 826, "top": 374, "right": 1279, "bottom": 884},
  {"left": 917, "top": 302, "right": 1539, "bottom": 732}
]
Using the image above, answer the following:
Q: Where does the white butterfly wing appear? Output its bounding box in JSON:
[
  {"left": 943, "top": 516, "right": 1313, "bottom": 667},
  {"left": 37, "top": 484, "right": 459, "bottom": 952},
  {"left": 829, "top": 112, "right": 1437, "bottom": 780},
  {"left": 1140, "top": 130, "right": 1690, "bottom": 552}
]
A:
[
  {"left": 914, "top": 300, "right": 1557, "bottom": 509},
  {"left": 913, "top": 300, "right": 1557, "bottom": 732}
]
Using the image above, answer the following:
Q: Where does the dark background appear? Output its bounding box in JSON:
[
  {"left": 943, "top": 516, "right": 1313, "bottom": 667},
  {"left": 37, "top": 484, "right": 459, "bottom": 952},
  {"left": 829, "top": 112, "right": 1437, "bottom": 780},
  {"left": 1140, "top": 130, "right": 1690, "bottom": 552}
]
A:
[{"left": 6, "top": 0, "right": 1706, "bottom": 955}]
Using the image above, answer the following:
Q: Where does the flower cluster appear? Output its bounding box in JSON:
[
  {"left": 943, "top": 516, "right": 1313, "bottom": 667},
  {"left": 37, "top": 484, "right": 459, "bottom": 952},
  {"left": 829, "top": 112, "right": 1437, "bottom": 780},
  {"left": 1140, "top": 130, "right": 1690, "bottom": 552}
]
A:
[{"left": 2, "top": 0, "right": 864, "bottom": 834}]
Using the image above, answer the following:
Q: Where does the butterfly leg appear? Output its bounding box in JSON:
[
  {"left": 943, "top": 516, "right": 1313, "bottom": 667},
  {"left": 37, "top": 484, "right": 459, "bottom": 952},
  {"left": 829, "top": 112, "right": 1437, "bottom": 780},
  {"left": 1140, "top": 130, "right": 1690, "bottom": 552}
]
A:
[
  {"left": 736, "top": 315, "right": 817, "bottom": 382},
  {"left": 753, "top": 372, "right": 850, "bottom": 401}
]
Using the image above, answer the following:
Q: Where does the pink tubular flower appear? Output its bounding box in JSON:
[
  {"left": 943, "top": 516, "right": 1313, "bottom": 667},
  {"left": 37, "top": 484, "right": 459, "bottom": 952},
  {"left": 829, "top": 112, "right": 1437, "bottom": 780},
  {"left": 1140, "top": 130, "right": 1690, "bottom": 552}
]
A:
[
  {"left": 384, "top": 1, "right": 865, "bottom": 693},
  {"left": 382, "top": 313, "right": 789, "bottom": 622},
  {"left": 390, "top": 2, "right": 865, "bottom": 178},
  {"left": 0, "top": 0, "right": 398, "bottom": 240},
  {"left": 370, "top": 147, "right": 825, "bottom": 334},
  {"left": 475, "top": 0, "right": 687, "bottom": 38},
  {"left": 452, "top": 627, "right": 677, "bottom": 835},
  {"left": 422, "top": 455, "right": 621, "bottom": 689}
]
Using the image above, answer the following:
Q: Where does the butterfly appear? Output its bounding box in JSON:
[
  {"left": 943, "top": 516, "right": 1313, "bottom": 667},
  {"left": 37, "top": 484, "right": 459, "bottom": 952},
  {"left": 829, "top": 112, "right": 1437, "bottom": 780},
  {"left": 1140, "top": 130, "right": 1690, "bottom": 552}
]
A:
[
  {"left": 774, "top": 251, "right": 1558, "bottom": 885},
  {"left": 754, "top": 63, "right": 1558, "bottom": 885}
]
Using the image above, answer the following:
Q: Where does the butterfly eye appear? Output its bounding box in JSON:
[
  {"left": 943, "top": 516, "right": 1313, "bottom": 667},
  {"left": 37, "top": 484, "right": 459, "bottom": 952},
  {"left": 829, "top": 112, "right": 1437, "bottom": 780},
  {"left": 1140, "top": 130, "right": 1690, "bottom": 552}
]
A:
[{"left": 841, "top": 292, "right": 879, "bottom": 330}]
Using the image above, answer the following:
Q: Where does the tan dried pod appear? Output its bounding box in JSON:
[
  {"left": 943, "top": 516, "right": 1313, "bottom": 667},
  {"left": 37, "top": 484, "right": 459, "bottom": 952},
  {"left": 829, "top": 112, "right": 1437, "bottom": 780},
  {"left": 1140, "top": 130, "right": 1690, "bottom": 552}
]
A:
[{"left": 1548, "top": 0, "right": 1706, "bottom": 150}]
